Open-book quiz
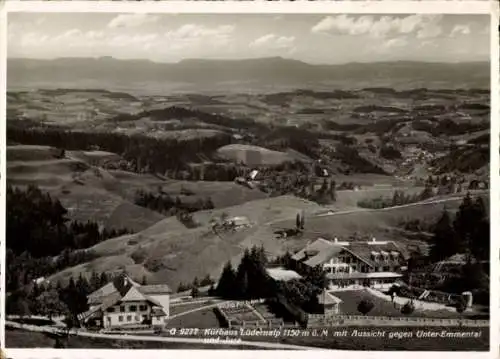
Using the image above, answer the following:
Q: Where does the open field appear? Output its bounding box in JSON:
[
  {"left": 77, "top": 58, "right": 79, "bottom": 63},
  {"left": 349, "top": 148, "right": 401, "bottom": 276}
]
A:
[
  {"left": 217, "top": 144, "right": 312, "bottom": 166},
  {"left": 166, "top": 309, "right": 221, "bottom": 329},
  {"left": 333, "top": 290, "right": 471, "bottom": 319},
  {"left": 272, "top": 192, "right": 489, "bottom": 242}
]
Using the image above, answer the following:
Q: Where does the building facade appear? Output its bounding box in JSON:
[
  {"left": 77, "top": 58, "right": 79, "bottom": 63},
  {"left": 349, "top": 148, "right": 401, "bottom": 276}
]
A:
[
  {"left": 292, "top": 238, "right": 407, "bottom": 290},
  {"left": 78, "top": 274, "right": 172, "bottom": 330}
]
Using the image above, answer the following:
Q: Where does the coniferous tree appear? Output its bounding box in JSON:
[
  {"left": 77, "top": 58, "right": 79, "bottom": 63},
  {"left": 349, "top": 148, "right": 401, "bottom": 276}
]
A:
[
  {"left": 430, "top": 210, "right": 459, "bottom": 261},
  {"left": 216, "top": 261, "right": 237, "bottom": 299}
]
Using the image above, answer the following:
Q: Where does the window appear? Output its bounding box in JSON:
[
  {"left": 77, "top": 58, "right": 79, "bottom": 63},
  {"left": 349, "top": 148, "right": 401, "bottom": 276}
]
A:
[
  {"left": 120, "top": 306, "right": 125, "bottom": 313},
  {"left": 130, "top": 305, "right": 137, "bottom": 312},
  {"left": 139, "top": 305, "right": 147, "bottom": 311},
  {"left": 107, "top": 307, "right": 115, "bottom": 313},
  {"left": 127, "top": 315, "right": 132, "bottom": 322},
  {"left": 135, "top": 316, "right": 140, "bottom": 321},
  {"left": 119, "top": 316, "right": 123, "bottom": 322}
]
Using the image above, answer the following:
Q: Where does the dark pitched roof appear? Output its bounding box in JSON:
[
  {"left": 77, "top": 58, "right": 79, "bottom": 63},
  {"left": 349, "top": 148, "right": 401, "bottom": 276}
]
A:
[
  {"left": 346, "top": 242, "right": 405, "bottom": 267},
  {"left": 88, "top": 273, "right": 140, "bottom": 304},
  {"left": 292, "top": 238, "right": 335, "bottom": 262},
  {"left": 293, "top": 238, "right": 406, "bottom": 268},
  {"left": 304, "top": 246, "right": 343, "bottom": 267}
]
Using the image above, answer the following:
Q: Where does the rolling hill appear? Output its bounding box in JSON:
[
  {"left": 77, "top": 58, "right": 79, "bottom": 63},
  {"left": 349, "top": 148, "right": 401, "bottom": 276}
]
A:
[
  {"left": 7, "top": 57, "right": 489, "bottom": 93},
  {"left": 45, "top": 189, "right": 488, "bottom": 291}
]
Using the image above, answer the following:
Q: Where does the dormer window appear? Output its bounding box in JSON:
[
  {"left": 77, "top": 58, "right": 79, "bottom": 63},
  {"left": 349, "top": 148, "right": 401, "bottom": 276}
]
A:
[
  {"left": 380, "top": 251, "right": 389, "bottom": 261},
  {"left": 371, "top": 251, "right": 379, "bottom": 261}
]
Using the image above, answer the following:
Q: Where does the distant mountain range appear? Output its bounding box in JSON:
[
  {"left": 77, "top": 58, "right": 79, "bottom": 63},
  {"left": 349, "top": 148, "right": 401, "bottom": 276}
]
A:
[{"left": 7, "top": 57, "right": 490, "bottom": 93}]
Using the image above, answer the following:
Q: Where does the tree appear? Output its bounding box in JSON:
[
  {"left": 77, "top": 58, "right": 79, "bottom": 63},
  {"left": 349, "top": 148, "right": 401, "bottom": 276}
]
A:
[
  {"left": 329, "top": 179, "right": 337, "bottom": 202},
  {"left": 357, "top": 299, "right": 374, "bottom": 315},
  {"left": 401, "top": 301, "right": 415, "bottom": 315},
  {"left": 456, "top": 298, "right": 467, "bottom": 315},
  {"left": 454, "top": 194, "right": 489, "bottom": 261},
  {"left": 63, "top": 312, "right": 80, "bottom": 336},
  {"left": 200, "top": 274, "right": 213, "bottom": 287},
  {"left": 10, "top": 298, "right": 31, "bottom": 318},
  {"left": 37, "top": 290, "right": 69, "bottom": 320},
  {"left": 141, "top": 276, "right": 147, "bottom": 285},
  {"left": 216, "top": 261, "right": 237, "bottom": 299},
  {"left": 430, "top": 209, "right": 459, "bottom": 261},
  {"left": 191, "top": 286, "right": 200, "bottom": 298},
  {"left": 296, "top": 213, "right": 301, "bottom": 231}
]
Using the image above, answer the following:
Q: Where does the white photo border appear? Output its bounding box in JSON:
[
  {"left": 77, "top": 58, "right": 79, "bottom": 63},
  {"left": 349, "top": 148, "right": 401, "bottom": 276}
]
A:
[{"left": 1, "top": 1, "right": 498, "bottom": 359}]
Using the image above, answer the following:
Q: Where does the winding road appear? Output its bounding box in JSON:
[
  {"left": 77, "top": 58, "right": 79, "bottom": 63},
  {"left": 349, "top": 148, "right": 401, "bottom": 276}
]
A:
[{"left": 315, "top": 190, "right": 488, "bottom": 218}]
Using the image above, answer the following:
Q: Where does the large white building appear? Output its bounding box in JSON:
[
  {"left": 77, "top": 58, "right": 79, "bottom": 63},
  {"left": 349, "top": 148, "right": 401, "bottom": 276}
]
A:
[
  {"left": 293, "top": 238, "right": 408, "bottom": 290},
  {"left": 78, "top": 274, "right": 172, "bottom": 329}
]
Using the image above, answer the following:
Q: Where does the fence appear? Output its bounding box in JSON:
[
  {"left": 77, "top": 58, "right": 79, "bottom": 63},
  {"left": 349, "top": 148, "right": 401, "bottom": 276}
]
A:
[
  {"left": 306, "top": 314, "right": 489, "bottom": 328},
  {"left": 275, "top": 294, "right": 308, "bottom": 327},
  {"left": 228, "top": 318, "right": 286, "bottom": 329}
]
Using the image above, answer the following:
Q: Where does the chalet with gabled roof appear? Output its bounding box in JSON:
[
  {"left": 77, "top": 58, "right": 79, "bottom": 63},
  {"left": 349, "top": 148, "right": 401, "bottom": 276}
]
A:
[{"left": 78, "top": 273, "right": 172, "bottom": 330}]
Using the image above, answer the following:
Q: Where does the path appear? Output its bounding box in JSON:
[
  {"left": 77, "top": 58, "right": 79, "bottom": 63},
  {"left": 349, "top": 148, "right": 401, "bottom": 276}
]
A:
[
  {"left": 315, "top": 194, "right": 485, "bottom": 218},
  {"left": 6, "top": 321, "right": 319, "bottom": 350},
  {"left": 366, "top": 288, "right": 457, "bottom": 313},
  {"left": 246, "top": 303, "right": 267, "bottom": 323}
]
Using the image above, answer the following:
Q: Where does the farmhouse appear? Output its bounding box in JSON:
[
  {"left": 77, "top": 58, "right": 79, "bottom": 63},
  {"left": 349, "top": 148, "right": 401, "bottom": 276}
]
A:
[
  {"left": 223, "top": 216, "right": 251, "bottom": 230},
  {"left": 77, "top": 273, "right": 172, "bottom": 329},
  {"left": 292, "top": 238, "right": 407, "bottom": 290}
]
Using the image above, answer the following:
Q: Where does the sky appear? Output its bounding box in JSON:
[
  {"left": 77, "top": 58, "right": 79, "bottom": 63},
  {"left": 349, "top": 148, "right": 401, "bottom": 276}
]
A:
[{"left": 7, "top": 13, "right": 490, "bottom": 64}]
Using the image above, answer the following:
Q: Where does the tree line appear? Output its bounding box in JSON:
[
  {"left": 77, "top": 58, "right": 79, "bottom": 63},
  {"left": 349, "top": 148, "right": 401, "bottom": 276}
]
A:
[
  {"left": 7, "top": 126, "right": 233, "bottom": 176},
  {"left": 357, "top": 187, "right": 435, "bottom": 209},
  {"left": 134, "top": 188, "right": 215, "bottom": 216},
  {"left": 6, "top": 184, "right": 131, "bottom": 292},
  {"left": 7, "top": 270, "right": 114, "bottom": 327},
  {"left": 407, "top": 194, "right": 489, "bottom": 304}
]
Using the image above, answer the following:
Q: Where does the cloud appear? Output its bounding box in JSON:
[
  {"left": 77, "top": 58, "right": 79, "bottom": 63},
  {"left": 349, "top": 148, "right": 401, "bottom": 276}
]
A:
[
  {"left": 164, "top": 24, "right": 235, "bottom": 49},
  {"left": 311, "top": 14, "right": 443, "bottom": 39},
  {"left": 109, "top": 33, "right": 159, "bottom": 48},
  {"left": 249, "top": 34, "right": 295, "bottom": 50},
  {"left": 107, "top": 14, "right": 160, "bottom": 29},
  {"left": 384, "top": 38, "right": 408, "bottom": 48},
  {"left": 20, "top": 32, "right": 50, "bottom": 47},
  {"left": 450, "top": 24, "right": 471, "bottom": 37}
]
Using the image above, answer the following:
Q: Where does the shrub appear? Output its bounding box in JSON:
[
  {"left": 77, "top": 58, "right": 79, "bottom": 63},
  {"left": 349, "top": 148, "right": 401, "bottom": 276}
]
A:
[
  {"left": 357, "top": 299, "right": 374, "bottom": 315},
  {"left": 130, "top": 247, "right": 148, "bottom": 264},
  {"left": 191, "top": 287, "right": 200, "bottom": 298},
  {"left": 456, "top": 298, "right": 467, "bottom": 314},
  {"left": 401, "top": 301, "right": 416, "bottom": 315}
]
